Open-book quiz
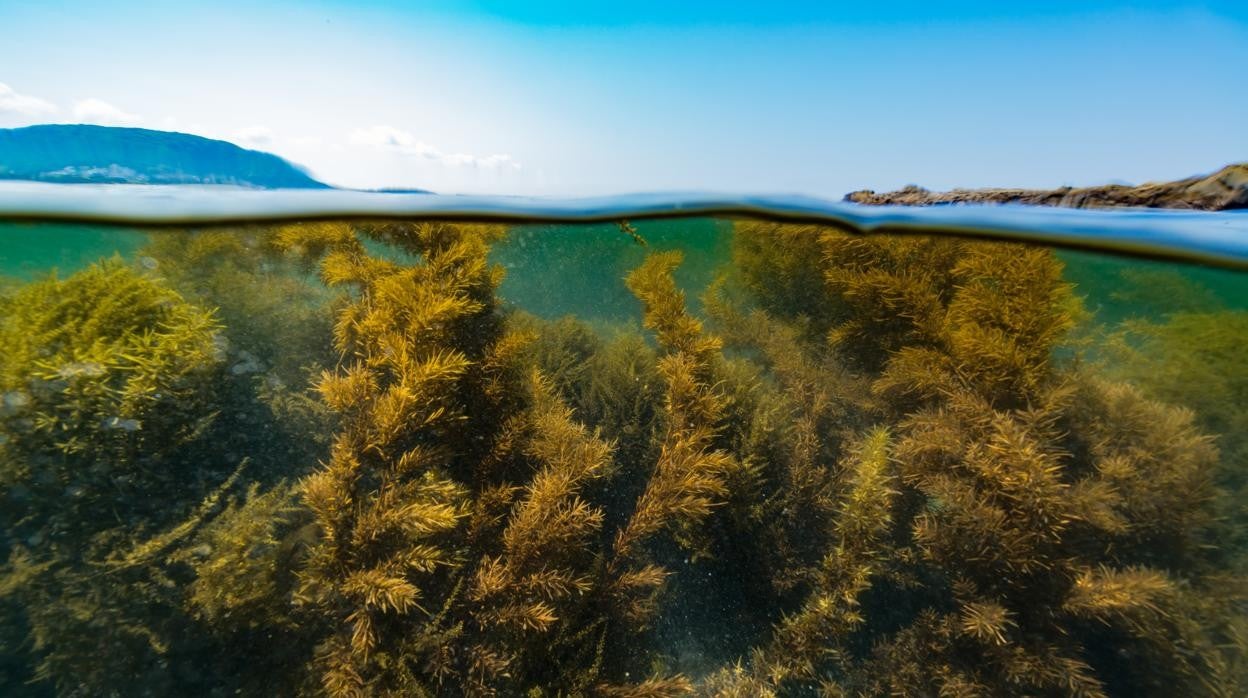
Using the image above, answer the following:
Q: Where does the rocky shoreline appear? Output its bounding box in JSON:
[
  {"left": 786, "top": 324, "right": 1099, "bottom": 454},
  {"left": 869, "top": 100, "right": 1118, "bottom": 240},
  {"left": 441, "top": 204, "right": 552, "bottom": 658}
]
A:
[{"left": 845, "top": 163, "right": 1248, "bottom": 210}]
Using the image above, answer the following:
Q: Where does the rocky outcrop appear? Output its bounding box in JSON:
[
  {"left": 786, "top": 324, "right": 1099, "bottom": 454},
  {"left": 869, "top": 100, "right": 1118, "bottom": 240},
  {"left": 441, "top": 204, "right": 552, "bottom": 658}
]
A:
[{"left": 845, "top": 163, "right": 1248, "bottom": 210}]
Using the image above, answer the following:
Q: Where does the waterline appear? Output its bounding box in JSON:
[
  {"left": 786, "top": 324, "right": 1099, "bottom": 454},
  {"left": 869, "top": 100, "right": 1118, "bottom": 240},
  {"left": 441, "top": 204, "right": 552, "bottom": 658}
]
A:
[{"left": 1, "top": 182, "right": 1246, "bottom": 268}]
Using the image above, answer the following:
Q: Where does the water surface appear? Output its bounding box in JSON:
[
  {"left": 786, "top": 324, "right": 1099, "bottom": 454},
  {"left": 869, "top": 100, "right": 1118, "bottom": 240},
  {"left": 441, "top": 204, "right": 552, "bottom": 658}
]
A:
[{"left": 0, "top": 193, "right": 1244, "bottom": 697}]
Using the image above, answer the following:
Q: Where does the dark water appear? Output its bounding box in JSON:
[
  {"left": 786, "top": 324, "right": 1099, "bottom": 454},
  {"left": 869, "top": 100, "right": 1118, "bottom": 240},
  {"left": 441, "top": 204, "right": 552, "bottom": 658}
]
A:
[{"left": 0, "top": 203, "right": 1245, "bottom": 696}]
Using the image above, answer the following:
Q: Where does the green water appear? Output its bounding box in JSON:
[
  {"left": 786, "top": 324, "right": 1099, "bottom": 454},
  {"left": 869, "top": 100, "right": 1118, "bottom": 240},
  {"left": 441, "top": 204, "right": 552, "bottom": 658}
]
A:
[
  {"left": 0, "top": 222, "right": 147, "bottom": 280},
  {"left": 1, "top": 217, "right": 1245, "bottom": 697},
  {"left": 7, "top": 217, "right": 1241, "bottom": 325}
]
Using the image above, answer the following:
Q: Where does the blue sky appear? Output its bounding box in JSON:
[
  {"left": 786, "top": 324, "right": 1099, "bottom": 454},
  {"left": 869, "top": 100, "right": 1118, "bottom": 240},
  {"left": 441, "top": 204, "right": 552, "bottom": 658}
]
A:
[{"left": 0, "top": 1, "right": 1245, "bottom": 195}]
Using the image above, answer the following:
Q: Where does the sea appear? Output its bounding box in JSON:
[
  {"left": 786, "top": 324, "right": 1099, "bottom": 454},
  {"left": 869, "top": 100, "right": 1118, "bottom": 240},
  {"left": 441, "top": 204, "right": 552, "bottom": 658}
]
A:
[{"left": 0, "top": 182, "right": 1244, "bottom": 697}]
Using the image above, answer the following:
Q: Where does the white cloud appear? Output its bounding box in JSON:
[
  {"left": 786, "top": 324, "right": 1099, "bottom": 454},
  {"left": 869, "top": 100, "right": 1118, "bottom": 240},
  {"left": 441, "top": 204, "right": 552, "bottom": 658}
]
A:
[
  {"left": 232, "top": 125, "right": 273, "bottom": 146},
  {"left": 72, "top": 98, "right": 142, "bottom": 125},
  {"left": 474, "top": 153, "right": 519, "bottom": 169},
  {"left": 348, "top": 125, "right": 520, "bottom": 170},
  {"left": 0, "top": 82, "right": 57, "bottom": 116},
  {"left": 348, "top": 125, "right": 437, "bottom": 156}
]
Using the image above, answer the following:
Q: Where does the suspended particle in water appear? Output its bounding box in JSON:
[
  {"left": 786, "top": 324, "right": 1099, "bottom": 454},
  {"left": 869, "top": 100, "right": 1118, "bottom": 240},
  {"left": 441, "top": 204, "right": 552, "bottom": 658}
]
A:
[{"left": 140, "top": 256, "right": 159, "bottom": 270}]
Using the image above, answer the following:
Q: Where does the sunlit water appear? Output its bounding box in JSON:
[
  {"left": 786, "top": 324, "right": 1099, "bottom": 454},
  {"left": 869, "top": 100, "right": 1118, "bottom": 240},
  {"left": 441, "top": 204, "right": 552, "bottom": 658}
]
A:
[{"left": 0, "top": 185, "right": 1245, "bottom": 697}]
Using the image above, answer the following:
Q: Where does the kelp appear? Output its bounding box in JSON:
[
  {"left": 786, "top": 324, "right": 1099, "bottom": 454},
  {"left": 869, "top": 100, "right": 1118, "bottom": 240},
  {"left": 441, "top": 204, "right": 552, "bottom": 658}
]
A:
[
  {"left": 277, "top": 224, "right": 734, "bottom": 695},
  {"left": 0, "top": 255, "right": 332, "bottom": 696},
  {"left": 0, "top": 219, "right": 1242, "bottom": 697},
  {"left": 0, "top": 261, "right": 238, "bottom": 693},
  {"left": 710, "top": 223, "right": 1244, "bottom": 697},
  {"left": 140, "top": 228, "right": 340, "bottom": 464}
]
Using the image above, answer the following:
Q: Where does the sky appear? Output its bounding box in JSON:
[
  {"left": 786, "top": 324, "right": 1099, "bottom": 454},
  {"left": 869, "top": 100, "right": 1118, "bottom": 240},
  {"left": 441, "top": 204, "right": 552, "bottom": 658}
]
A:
[{"left": 0, "top": 1, "right": 1246, "bottom": 196}]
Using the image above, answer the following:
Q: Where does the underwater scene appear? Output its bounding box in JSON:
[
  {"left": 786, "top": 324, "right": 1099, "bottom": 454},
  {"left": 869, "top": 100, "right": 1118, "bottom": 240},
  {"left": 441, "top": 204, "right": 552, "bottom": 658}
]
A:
[{"left": 0, "top": 213, "right": 1245, "bottom": 697}]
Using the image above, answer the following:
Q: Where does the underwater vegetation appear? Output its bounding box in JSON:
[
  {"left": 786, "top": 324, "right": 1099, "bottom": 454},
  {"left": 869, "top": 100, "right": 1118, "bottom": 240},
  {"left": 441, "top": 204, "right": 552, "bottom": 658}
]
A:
[
  {"left": 703, "top": 224, "right": 1245, "bottom": 696},
  {"left": 0, "top": 260, "right": 248, "bottom": 693},
  {"left": 0, "top": 217, "right": 1243, "bottom": 697}
]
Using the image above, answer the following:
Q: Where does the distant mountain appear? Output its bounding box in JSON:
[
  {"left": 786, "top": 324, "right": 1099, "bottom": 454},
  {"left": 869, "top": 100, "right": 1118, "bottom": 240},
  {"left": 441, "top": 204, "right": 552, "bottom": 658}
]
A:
[
  {"left": 845, "top": 164, "right": 1248, "bottom": 211},
  {"left": 368, "top": 187, "right": 435, "bottom": 194},
  {"left": 0, "top": 124, "right": 329, "bottom": 189}
]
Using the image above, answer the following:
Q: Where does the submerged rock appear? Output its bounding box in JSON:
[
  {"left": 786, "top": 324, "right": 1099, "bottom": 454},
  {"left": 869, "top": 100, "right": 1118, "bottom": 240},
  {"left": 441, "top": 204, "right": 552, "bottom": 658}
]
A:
[
  {"left": 2, "top": 390, "right": 30, "bottom": 414},
  {"left": 229, "top": 349, "right": 264, "bottom": 375},
  {"left": 101, "top": 416, "right": 141, "bottom": 431}
]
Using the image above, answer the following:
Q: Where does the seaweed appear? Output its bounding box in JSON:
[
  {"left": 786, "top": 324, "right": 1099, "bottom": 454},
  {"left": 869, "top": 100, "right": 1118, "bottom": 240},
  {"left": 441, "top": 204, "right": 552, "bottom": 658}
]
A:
[
  {"left": 715, "top": 223, "right": 1244, "bottom": 697},
  {"left": 279, "top": 224, "right": 737, "bottom": 695},
  {"left": 0, "top": 260, "right": 236, "bottom": 693},
  {"left": 0, "top": 218, "right": 1242, "bottom": 696}
]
